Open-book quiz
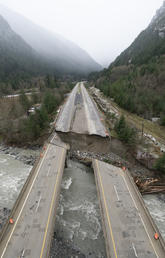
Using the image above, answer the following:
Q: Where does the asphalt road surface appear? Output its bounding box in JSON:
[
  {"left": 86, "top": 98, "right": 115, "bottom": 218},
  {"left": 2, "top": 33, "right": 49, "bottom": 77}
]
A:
[
  {"left": 55, "top": 82, "right": 107, "bottom": 137},
  {"left": 55, "top": 83, "right": 79, "bottom": 133},
  {"left": 0, "top": 136, "right": 66, "bottom": 258},
  {"left": 93, "top": 159, "right": 165, "bottom": 258}
]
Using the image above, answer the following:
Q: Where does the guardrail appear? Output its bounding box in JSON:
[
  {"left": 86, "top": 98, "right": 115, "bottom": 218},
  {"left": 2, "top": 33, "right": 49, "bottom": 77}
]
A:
[
  {"left": 0, "top": 93, "right": 68, "bottom": 244},
  {"left": 0, "top": 149, "right": 42, "bottom": 243},
  {"left": 92, "top": 159, "right": 111, "bottom": 258},
  {"left": 125, "top": 169, "right": 165, "bottom": 251}
]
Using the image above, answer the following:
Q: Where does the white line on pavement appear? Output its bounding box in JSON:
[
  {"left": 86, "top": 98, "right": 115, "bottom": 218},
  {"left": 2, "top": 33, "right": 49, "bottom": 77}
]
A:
[
  {"left": 47, "top": 167, "right": 51, "bottom": 177},
  {"left": 20, "top": 249, "right": 25, "bottom": 257},
  {"left": 0, "top": 145, "right": 50, "bottom": 258},
  {"left": 139, "top": 213, "right": 159, "bottom": 258},
  {"left": 132, "top": 243, "right": 138, "bottom": 257},
  {"left": 35, "top": 195, "right": 42, "bottom": 213},
  {"left": 122, "top": 175, "right": 138, "bottom": 210},
  {"left": 122, "top": 175, "right": 159, "bottom": 258},
  {"left": 114, "top": 185, "right": 120, "bottom": 201}
]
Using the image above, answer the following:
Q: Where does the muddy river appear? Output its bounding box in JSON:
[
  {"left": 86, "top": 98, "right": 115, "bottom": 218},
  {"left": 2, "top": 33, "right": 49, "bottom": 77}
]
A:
[
  {"left": 50, "top": 159, "right": 106, "bottom": 257},
  {"left": 0, "top": 153, "right": 32, "bottom": 209},
  {"left": 0, "top": 151, "right": 165, "bottom": 257}
]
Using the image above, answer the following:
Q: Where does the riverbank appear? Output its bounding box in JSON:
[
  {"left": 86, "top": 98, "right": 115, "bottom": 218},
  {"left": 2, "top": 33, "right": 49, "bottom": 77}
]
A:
[
  {"left": 0, "top": 144, "right": 40, "bottom": 230},
  {"left": 0, "top": 144, "right": 40, "bottom": 166},
  {"left": 0, "top": 145, "right": 165, "bottom": 257}
]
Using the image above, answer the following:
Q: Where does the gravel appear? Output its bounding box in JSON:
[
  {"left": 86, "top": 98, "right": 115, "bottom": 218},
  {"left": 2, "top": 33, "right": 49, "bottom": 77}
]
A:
[
  {"left": 0, "top": 207, "right": 11, "bottom": 230},
  {"left": 0, "top": 144, "right": 40, "bottom": 166}
]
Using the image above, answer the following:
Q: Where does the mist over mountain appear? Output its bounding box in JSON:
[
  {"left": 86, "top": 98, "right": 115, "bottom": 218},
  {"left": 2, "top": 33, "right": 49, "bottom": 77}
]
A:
[
  {"left": 0, "top": 14, "right": 49, "bottom": 82},
  {"left": 0, "top": 5, "right": 101, "bottom": 76},
  {"left": 112, "top": 1, "right": 165, "bottom": 67},
  {"left": 91, "top": 1, "right": 165, "bottom": 121}
]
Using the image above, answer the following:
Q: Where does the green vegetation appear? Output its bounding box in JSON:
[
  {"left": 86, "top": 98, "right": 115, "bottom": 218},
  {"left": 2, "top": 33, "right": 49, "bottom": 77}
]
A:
[
  {"left": 22, "top": 106, "right": 49, "bottom": 140},
  {"left": 18, "top": 82, "right": 67, "bottom": 142},
  {"left": 0, "top": 77, "right": 74, "bottom": 145},
  {"left": 19, "top": 90, "right": 31, "bottom": 111},
  {"left": 89, "top": 3, "right": 165, "bottom": 123},
  {"left": 114, "top": 115, "right": 137, "bottom": 145},
  {"left": 154, "top": 153, "right": 165, "bottom": 173},
  {"left": 160, "top": 114, "right": 165, "bottom": 126},
  {"left": 92, "top": 59, "right": 165, "bottom": 120},
  {"left": 43, "top": 91, "right": 58, "bottom": 114}
]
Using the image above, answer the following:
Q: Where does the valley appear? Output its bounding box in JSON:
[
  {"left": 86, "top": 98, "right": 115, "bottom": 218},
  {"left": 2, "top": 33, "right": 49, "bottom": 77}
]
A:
[{"left": 0, "top": 1, "right": 165, "bottom": 257}]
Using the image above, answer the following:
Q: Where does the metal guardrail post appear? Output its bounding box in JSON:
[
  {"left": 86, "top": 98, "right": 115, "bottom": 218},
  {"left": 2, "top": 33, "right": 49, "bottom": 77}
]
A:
[
  {"left": 0, "top": 153, "right": 41, "bottom": 243},
  {"left": 125, "top": 169, "right": 165, "bottom": 251}
]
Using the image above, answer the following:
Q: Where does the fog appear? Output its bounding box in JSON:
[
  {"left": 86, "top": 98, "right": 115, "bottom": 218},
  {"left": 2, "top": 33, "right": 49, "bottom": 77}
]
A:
[{"left": 0, "top": 0, "right": 164, "bottom": 66}]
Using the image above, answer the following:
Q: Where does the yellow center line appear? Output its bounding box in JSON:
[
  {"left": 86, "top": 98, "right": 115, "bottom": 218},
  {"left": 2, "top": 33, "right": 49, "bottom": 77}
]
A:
[
  {"left": 95, "top": 160, "right": 118, "bottom": 258},
  {"left": 40, "top": 148, "right": 65, "bottom": 258},
  {"left": 0, "top": 144, "right": 51, "bottom": 258}
]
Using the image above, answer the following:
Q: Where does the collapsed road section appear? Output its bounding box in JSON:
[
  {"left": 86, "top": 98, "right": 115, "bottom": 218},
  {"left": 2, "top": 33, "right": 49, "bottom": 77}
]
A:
[
  {"left": 93, "top": 159, "right": 165, "bottom": 258},
  {"left": 0, "top": 135, "right": 67, "bottom": 258},
  {"left": 55, "top": 82, "right": 107, "bottom": 137}
]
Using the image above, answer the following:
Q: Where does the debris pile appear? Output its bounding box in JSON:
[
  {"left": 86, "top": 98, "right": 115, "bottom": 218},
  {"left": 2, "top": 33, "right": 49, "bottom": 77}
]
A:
[{"left": 134, "top": 177, "right": 165, "bottom": 194}]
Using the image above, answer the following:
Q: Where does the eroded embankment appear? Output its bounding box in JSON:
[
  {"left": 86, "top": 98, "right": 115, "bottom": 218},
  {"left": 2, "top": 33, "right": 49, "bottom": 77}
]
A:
[
  {"left": 56, "top": 129, "right": 165, "bottom": 195},
  {"left": 57, "top": 132, "right": 110, "bottom": 154}
]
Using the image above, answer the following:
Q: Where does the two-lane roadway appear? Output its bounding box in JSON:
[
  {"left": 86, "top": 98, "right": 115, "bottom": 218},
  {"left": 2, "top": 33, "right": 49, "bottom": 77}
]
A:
[
  {"left": 93, "top": 159, "right": 165, "bottom": 258},
  {"left": 55, "top": 82, "right": 107, "bottom": 137},
  {"left": 0, "top": 136, "right": 66, "bottom": 258}
]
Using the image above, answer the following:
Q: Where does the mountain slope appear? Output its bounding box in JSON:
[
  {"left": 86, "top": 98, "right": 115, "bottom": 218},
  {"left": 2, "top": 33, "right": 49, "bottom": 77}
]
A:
[
  {"left": 0, "top": 15, "right": 48, "bottom": 82},
  {"left": 91, "top": 2, "right": 165, "bottom": 122},
  {"left": 113, "top": 1, "right": 165, "bottom": 66},
  {"left": 0, "top": 5, "right": 101, "bottom": 75}
]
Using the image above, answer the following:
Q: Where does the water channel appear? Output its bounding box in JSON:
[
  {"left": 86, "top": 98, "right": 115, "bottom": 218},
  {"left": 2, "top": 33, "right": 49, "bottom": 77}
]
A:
[
  {"left": 50, "top": 159, "right": 107, "bottom": 257},
  {"left": 0, "top": 151, "right": 165, "bottom": 257}
]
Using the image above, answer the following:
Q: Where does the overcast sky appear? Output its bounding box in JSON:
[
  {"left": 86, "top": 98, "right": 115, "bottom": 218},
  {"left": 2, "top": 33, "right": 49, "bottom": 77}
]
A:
[{"left": 0, "top": 0, "right": 164, "bottom": 66}]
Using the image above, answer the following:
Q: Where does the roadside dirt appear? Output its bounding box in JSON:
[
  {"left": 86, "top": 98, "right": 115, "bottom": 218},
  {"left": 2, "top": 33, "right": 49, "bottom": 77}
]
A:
[
  {"left": 57, "top": 132, "right": 110, "bottom": 154},
  {"left": 88, "top": 86, "right": 165, "bottom": 194}
]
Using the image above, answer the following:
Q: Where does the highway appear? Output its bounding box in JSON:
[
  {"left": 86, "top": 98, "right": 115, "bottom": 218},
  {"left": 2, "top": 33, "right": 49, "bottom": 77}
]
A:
[
  {"left": 93, "top": 159, "right": 165, "bottom": 258},
  {"left": 80, "top": 82, "right": 107, "bottom": 136},
  {"left": 0, "top": 81, "right": 165, "bottom": 258},
  {"left": 55, "top": 82, "right": 107, "bottom": 137},
  {"left": 0, "top": 135, "right": 67, "bottom": 258},
  {"left": 55, "top": 83, "right": 79, "bottom": 132}
]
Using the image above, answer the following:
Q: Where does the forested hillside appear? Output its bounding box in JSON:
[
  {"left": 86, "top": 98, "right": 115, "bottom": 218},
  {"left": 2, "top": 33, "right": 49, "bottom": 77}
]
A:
[
  {"left": 0, "top": 15, "right": 52, "bottom": 87},
  {"left": 90, "top": 2, "right": 165, "bottom": 125}
]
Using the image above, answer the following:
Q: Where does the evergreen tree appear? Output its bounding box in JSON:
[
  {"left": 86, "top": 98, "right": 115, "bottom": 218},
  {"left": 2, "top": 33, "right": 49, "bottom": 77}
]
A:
[
  {"left": 19, "top": 90, "right": 30, "bottom": 111},
  {"left": 115, "top": 115, "right": 137, "bottom": 144},
  {"left": 44, "top": 91, "right": 57, "bottom": 114},
  {"left": 154, "top": 154, "right": 165, "bottom": 173}
]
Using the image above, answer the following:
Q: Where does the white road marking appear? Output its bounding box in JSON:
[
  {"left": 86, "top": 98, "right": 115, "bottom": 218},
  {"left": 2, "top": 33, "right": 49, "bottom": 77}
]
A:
[
  {"left": 80, "top": 84, "right": 95, "bottom": 134},
  {"left": 47, "top": 167, "right": 51, "bottom": 177},
  {"left": 122, "top": 175, "right": 159, "bottom": 258},
  {"left": 20, "top": 249, "right": 25, "bottom": 257},
  {"left": 0, "top": 145, "right": 50, "bottom": 258},
  {"left": 132, "top": 243, "right": 138, "bottom": 257},
  {"left": 122, "top": 175, "right": 138, "bottom": 210},
  {"left": 50, "top": 134, "right": 56, "bottom": 143},
  {"left": 139, "top": 214, "right": 159, "bottom": 258},
  {"left": 114, "top": 185, "right": 120, "bottom": 201},
  {"left": 35, "top": 195, "right": 42, "bottom": 213}
]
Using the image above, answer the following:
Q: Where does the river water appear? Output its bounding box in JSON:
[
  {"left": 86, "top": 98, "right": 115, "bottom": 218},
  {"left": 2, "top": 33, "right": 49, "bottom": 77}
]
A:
[
  {"left": 143, "top": 194, "right": 165, "bottom": 239},
  {"left": 0, "top": 153, "right": 32, "bottom": 209},
  {"left": 0, "top": 152, "right": 165, "bottom": 257},
  {"left": 50, "top": 159, "right": 107, "bottom": 258}
]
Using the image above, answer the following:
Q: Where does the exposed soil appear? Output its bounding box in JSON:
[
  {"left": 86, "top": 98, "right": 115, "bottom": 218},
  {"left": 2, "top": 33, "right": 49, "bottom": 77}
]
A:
[{"left": 57, "top": 132, "right": 110, "bottom": 154}]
